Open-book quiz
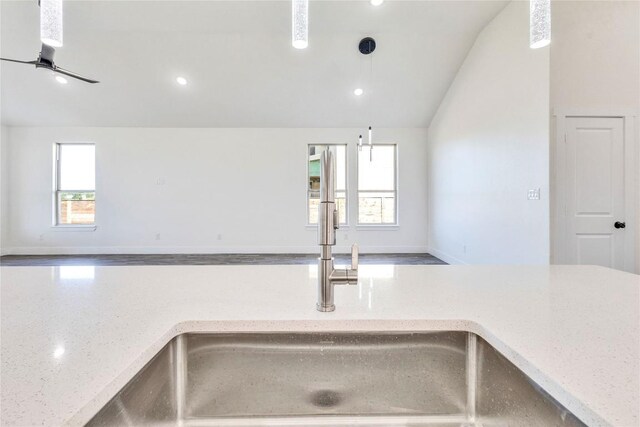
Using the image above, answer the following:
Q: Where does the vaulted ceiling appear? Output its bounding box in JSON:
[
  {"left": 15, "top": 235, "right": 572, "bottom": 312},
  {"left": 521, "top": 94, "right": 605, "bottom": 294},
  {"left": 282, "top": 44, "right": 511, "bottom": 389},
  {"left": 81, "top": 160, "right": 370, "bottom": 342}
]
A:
[{"left": 0, "top": 0, "right": 508, "bottom": 127}]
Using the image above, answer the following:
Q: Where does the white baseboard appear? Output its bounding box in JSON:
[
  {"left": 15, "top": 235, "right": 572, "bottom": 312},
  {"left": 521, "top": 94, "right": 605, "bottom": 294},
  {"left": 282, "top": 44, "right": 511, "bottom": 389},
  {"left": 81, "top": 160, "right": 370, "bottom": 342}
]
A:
[
  {"left": 2, "top": 245, "right": 430, "bottom": 256},
  {"left": 427, "top": 247, "right": 467, "bottom": 265}
]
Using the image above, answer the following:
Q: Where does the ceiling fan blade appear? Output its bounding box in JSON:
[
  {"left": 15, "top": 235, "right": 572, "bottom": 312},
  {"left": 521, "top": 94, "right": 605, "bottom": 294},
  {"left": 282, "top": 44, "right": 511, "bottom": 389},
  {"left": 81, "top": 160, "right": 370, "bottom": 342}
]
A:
[
  {"left": 0, "top": 58, "right": 37, "bottom": 65},
  {"left": 54, "top": 66, "right": 100, "bottom": 84}
]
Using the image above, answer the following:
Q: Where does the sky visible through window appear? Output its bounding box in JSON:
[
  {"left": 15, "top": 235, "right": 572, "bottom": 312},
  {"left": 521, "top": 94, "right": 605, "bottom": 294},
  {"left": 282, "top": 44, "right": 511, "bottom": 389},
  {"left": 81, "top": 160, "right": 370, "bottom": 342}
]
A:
[
  {"left": 358, "top": 145, "right": 396, "bottom": 224},
  {"left": 358, "top": 145, "right": 394, "bottom": 191},
  {"left": 59, "top": 144, "right": 95, "bottom": 190},
  {"left": 57, "top": 144, "right": 95, "bottom": 225}
]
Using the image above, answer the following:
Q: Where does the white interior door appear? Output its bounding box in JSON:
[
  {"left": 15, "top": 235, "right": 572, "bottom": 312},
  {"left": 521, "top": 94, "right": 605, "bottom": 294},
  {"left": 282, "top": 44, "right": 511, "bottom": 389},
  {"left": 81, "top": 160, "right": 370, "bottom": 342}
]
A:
[{"left": 564, "top": 117, "right": 626, "bottom": 269}]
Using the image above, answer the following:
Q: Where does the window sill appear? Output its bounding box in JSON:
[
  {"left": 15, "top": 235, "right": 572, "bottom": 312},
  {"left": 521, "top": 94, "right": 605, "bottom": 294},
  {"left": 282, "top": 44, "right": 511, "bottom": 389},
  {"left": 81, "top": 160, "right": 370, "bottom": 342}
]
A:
[
  {"left": 51, "top": 225, "right": 97, "bottom": 232},
  {"left": 305, "top": 225, "right": 351, "bottom": 229},
  {"left": 356, "top": 224, "right": 399, "bottom": 230}
]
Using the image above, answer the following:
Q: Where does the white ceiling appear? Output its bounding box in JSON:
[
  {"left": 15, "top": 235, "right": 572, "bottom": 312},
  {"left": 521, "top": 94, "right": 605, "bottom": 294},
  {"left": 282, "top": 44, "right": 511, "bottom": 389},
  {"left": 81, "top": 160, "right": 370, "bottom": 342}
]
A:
[{"left": 0, "top": 0, "right": 508, "bottom": 128}]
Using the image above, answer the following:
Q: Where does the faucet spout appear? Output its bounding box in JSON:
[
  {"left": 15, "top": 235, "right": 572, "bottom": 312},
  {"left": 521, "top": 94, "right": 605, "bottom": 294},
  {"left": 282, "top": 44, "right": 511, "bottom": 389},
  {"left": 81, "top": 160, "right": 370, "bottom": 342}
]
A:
[{"left": 316, "top": 149, "right": 359, "bottom": 312}]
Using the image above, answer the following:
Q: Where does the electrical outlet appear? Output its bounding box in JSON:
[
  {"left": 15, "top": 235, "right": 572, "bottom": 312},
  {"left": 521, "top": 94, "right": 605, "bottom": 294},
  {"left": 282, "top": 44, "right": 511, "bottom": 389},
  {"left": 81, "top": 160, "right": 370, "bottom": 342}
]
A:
[
  {"left": 155, "top": 233, "right": 161, "bottom": 240},
  {"left": 156, "top": 177, "right": 165, "bottom": 185},
  {"left": 527, "top": 188, "right": 541, "bottom": 200},
  {"left": 344, "top": 233, "right": 349, "bottom": 241},
  {"left": 217, "top": 234, "right": 222, "bottom": 241},
  {"left": 39, "top": 234, "right": 45, "bottom": 241}
]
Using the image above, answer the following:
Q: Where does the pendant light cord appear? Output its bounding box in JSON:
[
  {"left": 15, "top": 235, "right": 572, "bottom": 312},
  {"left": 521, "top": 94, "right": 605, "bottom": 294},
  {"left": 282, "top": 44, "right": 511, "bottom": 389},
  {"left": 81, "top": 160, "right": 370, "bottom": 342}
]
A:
[{"left": 369, "top": 49, "right": 374, "bottom": 161}]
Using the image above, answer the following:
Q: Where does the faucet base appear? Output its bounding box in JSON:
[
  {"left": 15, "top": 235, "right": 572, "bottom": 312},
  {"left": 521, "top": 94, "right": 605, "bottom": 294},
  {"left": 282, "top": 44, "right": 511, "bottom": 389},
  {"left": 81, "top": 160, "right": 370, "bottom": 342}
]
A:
[{"left": 316, "top": 303, "right": 335, "bottom": 312}]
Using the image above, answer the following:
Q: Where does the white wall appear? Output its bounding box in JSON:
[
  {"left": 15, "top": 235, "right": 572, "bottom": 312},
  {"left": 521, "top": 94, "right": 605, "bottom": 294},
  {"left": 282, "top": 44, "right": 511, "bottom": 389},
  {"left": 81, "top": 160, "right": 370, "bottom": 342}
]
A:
[
  {"left": 0, "top": 126, "right": 8, "bottom": 255},
  {"left": 426, "top": 1, "right": 550, "bottom": 265},
  {"left": 3, "top": 127, "right": 429, "bottom": 254},
  {"left": 550, "top": 1, "right": 639, "bottom": 110},
  {"left": 550, "top": 0, "right": 640, "bottom": 273}
]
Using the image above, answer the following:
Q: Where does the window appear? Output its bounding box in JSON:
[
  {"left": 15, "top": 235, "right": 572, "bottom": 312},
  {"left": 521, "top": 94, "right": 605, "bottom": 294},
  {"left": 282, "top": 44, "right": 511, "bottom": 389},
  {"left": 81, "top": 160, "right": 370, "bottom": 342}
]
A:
[
  {"left": 308, "top": 144, "right": 347, "bottom": 225},
  {"left": 54, "top": 143, "right": 95, "bottom": 225},
  {"left": 358, "top": 144, "right": 397, "bottom": 224}
]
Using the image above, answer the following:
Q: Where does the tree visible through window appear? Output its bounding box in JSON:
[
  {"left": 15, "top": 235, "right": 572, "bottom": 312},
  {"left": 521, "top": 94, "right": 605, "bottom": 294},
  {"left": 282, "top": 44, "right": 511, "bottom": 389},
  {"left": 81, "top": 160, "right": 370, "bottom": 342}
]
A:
[
  {"left": 308, "top": 144, "right": 347, "bottom": 224},
  {"left": 55, "top": 143, "right": 95, "bottom": 225},
  {"left": 358, "top": 145, "right": 396, "bottom": 224}
]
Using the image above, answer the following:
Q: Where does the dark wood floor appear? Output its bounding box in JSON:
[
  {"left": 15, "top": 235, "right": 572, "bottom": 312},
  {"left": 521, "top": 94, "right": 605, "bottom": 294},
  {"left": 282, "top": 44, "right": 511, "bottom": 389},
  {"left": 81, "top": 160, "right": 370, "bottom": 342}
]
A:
[{"left": 0, "top": 253, "right": 446, "bottom": 267}]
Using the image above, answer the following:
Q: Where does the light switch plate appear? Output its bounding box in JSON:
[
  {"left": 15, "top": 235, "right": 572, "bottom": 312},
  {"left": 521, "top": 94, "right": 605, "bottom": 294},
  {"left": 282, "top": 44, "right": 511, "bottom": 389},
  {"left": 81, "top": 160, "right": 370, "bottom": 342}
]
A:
[{"left": 527, "top": 188, "right": 541, "bottom": 200}]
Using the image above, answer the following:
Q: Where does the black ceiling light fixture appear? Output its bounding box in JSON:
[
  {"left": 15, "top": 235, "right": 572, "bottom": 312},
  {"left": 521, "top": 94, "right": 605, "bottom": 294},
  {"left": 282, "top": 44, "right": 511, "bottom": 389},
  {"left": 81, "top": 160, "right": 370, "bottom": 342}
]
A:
[
  {"left": 357, "top": 37, "right": 377, "bottom": 160},
  {"left": 358, "top": 37, "right": 377, "bottom": 55}
]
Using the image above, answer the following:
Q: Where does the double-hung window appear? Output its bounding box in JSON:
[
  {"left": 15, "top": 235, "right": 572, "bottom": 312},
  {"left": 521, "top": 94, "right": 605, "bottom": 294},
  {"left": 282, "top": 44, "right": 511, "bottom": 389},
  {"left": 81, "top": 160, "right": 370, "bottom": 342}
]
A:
[
  {"left": 54, "top": 143, "right": 96, "bottom": 226},
  {"left": 357, "top": 144, "right": 397, "bottom": 224},
  {"left": 308, "top": 144, "right": 347, "bottom": 225}
]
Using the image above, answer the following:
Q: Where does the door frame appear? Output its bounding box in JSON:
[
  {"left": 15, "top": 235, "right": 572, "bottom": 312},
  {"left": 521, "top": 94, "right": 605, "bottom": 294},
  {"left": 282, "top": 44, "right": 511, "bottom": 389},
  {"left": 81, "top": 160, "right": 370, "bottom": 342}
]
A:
[{"left": 552, "top": 108, "right": 638, "bottom": 273}]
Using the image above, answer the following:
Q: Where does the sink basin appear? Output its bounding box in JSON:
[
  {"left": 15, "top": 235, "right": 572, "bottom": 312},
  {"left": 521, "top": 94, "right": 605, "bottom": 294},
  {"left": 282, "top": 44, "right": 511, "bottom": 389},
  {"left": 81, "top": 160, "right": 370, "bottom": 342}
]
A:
[{"left": 88, "top": 332, "right": 585, "bottom": 426}]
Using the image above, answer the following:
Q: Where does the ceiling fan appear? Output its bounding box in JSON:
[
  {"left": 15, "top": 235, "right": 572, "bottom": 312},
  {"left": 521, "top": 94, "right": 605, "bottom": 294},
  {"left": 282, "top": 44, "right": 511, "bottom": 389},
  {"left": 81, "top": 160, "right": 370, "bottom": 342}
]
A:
[{"left": 0, "top": 43, "right": 99, "bottom": 84}]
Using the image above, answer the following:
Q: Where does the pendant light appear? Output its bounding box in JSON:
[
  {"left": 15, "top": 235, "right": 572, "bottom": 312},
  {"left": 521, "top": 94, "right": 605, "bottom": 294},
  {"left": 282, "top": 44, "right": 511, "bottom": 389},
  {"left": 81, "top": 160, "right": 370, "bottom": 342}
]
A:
[
  {"left": 358, "top": 37, "right": 376, "bottom": 161},
  {"left": 368, "top": 126, "right": 373, "bottom": 161},
  {"left": 292, "top": 0, "right": 308, "bottom": 49},
  {"left": 530, "top": 0, "right": 550, "bottom": 49},
  {"left": 40, "top": 0, "right": 63, "bottom": 47}
]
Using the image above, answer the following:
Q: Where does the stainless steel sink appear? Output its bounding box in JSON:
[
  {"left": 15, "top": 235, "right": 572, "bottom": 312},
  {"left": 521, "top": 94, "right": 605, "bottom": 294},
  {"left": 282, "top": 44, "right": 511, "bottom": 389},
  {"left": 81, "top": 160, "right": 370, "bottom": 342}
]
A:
[{"left": 88, "top": 332, "right": 585, "bottom": 426}]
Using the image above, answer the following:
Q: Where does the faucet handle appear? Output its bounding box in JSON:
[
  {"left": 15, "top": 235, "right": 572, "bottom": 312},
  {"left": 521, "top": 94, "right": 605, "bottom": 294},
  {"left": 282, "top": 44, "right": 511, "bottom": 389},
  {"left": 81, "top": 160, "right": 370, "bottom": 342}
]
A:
[{"left": 351, "top": 243, "right": 359, "bottom": 271}]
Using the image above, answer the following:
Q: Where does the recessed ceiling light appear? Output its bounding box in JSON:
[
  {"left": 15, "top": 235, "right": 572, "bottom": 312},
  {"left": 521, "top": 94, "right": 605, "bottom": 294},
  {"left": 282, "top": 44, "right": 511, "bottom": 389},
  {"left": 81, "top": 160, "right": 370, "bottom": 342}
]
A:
[
  {"left": 176, "top": 76, "right": 188, "bottom": 86},
  {"left": 53, "top": 346, "right": 65, "bottom": 359},
  {"left": 55, "top": 75, "right": 68, "bottom": 84},
  {"left": 354, "top": 88, "right": 364, "bottom": 96},
  {"left": 370, "top": 0, "right": 384, "bottom": 6}
]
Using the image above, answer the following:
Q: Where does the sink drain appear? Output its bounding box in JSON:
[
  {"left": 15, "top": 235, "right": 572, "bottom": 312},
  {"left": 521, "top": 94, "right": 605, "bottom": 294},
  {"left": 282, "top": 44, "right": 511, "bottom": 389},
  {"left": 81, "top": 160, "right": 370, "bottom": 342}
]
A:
[{"left": 309, "top": 389, "right": 342, "bottom": 408}]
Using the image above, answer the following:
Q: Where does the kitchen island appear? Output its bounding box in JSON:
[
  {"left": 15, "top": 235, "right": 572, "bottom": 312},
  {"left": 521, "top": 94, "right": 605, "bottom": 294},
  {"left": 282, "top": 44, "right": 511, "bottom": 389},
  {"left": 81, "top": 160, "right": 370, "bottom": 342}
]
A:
[{"left": 1, "top": 265, "right": 638, "bottom": 426}]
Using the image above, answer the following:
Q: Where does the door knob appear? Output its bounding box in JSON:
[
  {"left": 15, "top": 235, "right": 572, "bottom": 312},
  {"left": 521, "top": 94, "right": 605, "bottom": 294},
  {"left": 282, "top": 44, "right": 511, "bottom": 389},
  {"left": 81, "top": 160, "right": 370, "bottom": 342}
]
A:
[{"left": 614, "top": 221, "right": 626, "bottom": 229}]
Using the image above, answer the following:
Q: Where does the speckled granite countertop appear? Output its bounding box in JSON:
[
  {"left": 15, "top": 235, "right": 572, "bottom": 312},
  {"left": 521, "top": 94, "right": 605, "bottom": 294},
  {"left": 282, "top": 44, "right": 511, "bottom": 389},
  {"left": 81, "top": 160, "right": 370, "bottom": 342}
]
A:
[{"left": 1, "top": 265, "right": 638, "bottom": 426}]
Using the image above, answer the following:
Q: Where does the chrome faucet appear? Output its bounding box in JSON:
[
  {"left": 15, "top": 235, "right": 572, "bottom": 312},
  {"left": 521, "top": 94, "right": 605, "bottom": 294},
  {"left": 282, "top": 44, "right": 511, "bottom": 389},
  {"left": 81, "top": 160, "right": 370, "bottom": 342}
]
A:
[{"left": 317, "top": 149, "right": 359, "bottom": 312}]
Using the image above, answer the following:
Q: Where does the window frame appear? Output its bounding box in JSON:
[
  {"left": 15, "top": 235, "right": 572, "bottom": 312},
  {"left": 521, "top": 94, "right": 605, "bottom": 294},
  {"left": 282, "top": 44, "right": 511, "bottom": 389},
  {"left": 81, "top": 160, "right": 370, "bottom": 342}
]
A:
[
  {"left": 52, "top": 142, "right": 97, "bottom": 229},
  {"left": 306, "top": 143, "right": 349, "bottom": 227},
  {"left": 356, "top": 143, "right": 398, "bottom": 226}
]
